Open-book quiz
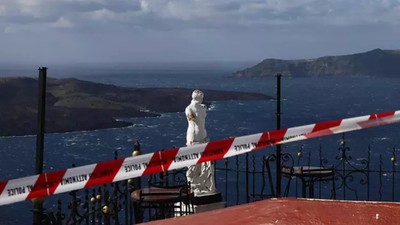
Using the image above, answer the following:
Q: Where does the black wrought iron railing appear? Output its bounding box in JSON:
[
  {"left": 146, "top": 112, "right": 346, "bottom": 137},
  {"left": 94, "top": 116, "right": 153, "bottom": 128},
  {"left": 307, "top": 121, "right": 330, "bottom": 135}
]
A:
[
  {"left": 34, "top": 150, "right": 137, "bottom": 225},
  {"left": 215, "top": 134, "right": 399, "bottom": 204},
  {"left": 38, "top": 134, "right": 400, "bottom": 224}
]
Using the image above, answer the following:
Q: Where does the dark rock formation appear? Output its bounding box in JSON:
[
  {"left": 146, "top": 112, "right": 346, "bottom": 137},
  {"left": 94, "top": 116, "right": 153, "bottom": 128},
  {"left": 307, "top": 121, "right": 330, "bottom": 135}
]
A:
[
  {"left": 0, "top": 77, "right": 272, "bottom": 136},
  {"left": 232, "top": 48, "right": 400, "bottom": 78}
]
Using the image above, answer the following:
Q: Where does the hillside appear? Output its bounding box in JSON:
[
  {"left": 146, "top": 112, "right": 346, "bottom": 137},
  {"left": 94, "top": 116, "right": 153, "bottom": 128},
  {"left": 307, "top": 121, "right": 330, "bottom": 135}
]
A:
[
  {"left": 232, "top": 49, "right": 400, "bottom": 78},
  {"left": 0, "top": 77, "right": 272, "bottom": 136}
]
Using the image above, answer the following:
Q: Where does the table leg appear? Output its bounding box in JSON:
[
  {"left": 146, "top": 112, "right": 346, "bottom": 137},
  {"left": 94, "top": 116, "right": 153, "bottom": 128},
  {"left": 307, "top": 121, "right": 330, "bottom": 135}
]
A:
[
  {"left": 309, "top": 181, "right": 315, "bottom": 198},
  {"left": 301, "top": 178, "right": 307, "bottom": 198}
]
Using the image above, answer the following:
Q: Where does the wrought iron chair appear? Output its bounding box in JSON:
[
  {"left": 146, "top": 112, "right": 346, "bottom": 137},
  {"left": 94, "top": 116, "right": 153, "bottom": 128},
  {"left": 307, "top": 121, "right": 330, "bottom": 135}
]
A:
[
  {"left": 282, "top": 166, "right": 336, "bottom": 198},
  {"left": 132, "top": 168, "right": 193, "bottom": 223},
  {"left": 263, "top": 153, "right": 335, "bottom": 199}
]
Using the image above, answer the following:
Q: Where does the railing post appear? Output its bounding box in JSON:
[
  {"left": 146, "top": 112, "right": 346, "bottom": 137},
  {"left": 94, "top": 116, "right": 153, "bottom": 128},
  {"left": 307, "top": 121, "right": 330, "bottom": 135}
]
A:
[
  {"left": 224, "top": 159, "right": 229, "bottom": 202},
  {"left": 130, "top": 141, "right": 142, "bottom": 224},
  {"left": 275, "top": 74, "right": 282, "bottom": 196},
  {"left": 33, "top": 67, "right": 47, "bottom": 225},
  {"left": 391, "top": 147, "right": 396, "bottom": 201},
  {"left": 131, "top": 141, "right": 141, "bottom": 190},
  {"left": 245, "top": 153, "right": 249, "bottom": 203}
]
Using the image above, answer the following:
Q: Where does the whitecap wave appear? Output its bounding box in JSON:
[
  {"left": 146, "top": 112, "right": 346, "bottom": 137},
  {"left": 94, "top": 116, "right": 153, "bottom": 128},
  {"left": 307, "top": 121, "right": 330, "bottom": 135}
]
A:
[
  {"left": 378, "top": 137, "right": 390, "bottom": 140},
  {"left": 133, "top": 124, "right": 145, "bottom": 127}
]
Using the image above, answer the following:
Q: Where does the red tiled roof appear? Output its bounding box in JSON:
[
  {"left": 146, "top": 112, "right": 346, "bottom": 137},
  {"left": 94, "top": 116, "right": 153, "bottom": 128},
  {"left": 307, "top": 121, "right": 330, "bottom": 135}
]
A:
[{"left": 144, "top": 198, "right": 400, "bottom": 225}]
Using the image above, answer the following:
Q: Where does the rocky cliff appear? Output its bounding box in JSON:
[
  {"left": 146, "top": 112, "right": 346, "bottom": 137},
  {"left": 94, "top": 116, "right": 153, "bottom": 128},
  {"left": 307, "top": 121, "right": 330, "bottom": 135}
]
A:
[
  {"left": 0, "top": 77, "right": 272, "bottom": 136},
  {"left": 232, "top": 49, "right": 400, "bottom": 78}
]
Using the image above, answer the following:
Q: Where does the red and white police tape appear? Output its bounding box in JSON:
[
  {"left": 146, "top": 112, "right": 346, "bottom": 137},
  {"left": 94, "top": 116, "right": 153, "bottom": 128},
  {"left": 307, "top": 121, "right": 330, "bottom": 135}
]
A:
[{"left": 1, "top": 110, "right": 399, "bottom": 206}]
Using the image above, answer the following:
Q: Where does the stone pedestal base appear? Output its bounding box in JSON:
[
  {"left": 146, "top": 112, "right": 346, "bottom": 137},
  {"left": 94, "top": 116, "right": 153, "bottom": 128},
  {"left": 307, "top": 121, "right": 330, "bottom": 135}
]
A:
[
  {"left": 175, "top": 192, "right": 225, "bottom": 216},
  {"left": 193, "top": 201, "right": 226, "bottom": 213},
  {"left": 192, "top": 192, "right": 225, "bottom": 213},
  {"left": 192, "top": 192, "right": 222, "bottom": 205}
]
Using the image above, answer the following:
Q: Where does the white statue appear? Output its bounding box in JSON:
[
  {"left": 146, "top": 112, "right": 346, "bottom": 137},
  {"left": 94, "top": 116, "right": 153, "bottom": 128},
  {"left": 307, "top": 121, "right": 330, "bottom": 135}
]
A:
[
  {"left": 185, "top": 90, "right": 216, "bottom": 196},
  {"left": 185, "top": 90, "right": 208, "bottom": 146}
]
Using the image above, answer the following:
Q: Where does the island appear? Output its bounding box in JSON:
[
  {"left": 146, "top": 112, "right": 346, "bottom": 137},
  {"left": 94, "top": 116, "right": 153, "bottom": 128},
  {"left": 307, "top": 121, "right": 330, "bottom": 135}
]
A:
[
  {"left": 232, "top": 48, "right": 400, "bottom": 78},
  {"left": 0, "top": 77, "right": 272, "bottom": 136}
]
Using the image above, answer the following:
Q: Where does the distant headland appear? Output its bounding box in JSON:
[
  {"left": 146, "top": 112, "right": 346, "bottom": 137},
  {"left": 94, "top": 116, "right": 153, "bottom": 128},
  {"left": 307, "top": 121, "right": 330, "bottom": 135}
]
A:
[
  {"left": 0, "top": 77, "right": 272, "bottom": 136},
  {"left": 232, "top": 48, "right": 400, "bottom": 78}
]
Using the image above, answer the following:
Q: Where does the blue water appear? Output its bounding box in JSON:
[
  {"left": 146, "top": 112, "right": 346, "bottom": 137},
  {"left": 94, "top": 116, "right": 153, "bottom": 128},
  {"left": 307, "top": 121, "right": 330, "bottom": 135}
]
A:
[{"left": 1, "top": 63, "right": 400, "bottom": 224}]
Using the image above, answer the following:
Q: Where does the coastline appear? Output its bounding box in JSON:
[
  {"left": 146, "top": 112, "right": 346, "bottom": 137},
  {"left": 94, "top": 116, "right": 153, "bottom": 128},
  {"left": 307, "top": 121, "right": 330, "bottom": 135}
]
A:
[{"left": 0, "top": 77, "right": 272, "bottom": 137}]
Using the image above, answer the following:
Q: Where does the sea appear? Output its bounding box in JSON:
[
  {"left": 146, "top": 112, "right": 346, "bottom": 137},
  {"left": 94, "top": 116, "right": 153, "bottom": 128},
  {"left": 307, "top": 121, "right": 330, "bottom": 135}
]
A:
[{"left": 0, "top": 62, "right": 400, "bottom": 224}]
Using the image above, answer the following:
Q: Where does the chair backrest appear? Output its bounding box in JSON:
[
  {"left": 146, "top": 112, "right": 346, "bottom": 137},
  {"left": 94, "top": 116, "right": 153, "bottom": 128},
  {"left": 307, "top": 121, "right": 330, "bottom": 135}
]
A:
[
  {"left": 148, "top": 168, "right": 188, "bottom": 188},
  {"left": 299, "top": 166, "right": 335, "bottom": 178}
]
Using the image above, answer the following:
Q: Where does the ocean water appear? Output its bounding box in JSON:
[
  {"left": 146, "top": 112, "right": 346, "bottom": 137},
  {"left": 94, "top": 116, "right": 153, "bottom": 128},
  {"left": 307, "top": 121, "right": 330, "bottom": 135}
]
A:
[{"left": 1, "top": 63, "right": 400, "bottom": 224}]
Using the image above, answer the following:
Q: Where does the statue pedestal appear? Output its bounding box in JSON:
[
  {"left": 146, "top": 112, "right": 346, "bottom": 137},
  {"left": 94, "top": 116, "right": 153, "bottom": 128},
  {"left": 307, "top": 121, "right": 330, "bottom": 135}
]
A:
[
  {"left": 193, "top": 201, "right": 226, "bottom": 213},
  {"left": 191, "top": 192, "right": 225, "bottom": 213},
  {"left": 191, "top": 192, "right": 222, "bottom": 205},
  {"left": 175, "top": 192, "right": 225, "bottom": 216}
]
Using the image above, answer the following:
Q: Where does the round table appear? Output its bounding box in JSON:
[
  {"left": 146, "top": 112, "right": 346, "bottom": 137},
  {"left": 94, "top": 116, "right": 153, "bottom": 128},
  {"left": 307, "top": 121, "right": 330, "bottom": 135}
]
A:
[{"left": 281, "top": 166, "right": 335, "bottom": 198}]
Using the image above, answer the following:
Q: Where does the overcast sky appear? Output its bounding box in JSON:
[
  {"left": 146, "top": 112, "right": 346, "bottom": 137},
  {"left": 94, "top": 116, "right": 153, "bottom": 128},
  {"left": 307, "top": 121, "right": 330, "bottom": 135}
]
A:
[{"left": 0, "top": 0, "right": 400, "bottom": 64}]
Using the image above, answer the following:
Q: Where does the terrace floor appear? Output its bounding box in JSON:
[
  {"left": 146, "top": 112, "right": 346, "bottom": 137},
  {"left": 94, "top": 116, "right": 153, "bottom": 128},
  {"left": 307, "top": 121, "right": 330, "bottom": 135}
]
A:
[{"left": 144, "top": 198, "right": 400, "bottom": 225}]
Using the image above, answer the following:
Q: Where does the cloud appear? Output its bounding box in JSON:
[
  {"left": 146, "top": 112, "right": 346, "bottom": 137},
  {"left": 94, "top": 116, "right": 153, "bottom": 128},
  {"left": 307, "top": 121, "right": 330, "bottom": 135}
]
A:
[
  {"left": 134, "top": 0, "right": 400, "bottom": 27},
  {"left": 0, "top": 0, "right": 400, "bottom": 63},
  {"left": 51, "top": 17, "right": 74, "bottom": 28},
  {"left": 0, "top": 5, "right": 5, "bottom": 16},
  {"left": 0, "top": 0, "right": 399, "bottom": 33},
  {"left": 87, "top": 8, "right": 115, "bottom": 21},
  {"left": 4, "top": 26, "right": 17, "bottom": 34},
  {"left": 0, "top": 0, "right": 138, "bottom": 28}
]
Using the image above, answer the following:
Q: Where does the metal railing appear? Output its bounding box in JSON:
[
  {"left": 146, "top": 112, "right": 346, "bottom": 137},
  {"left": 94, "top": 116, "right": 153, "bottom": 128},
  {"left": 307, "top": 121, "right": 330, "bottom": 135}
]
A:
[
  {"left": 216, "top": 134, "right": 399, "bottom": 204},
  {"left": 38, "top": 133, "right": 400, "bottom": 224},
  {"left": 37, "top": 151, "right": 137, "bottom": 225}
]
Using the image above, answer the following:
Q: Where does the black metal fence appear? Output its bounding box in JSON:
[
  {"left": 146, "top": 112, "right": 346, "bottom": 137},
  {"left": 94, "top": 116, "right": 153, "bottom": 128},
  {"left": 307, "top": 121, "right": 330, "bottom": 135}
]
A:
[
  {"left": 215, "top": 133, "right": 399, "bottom": 205},
  {"left": 48, "top": 180, "right": 134, "bottom": 225},
  {"left": 40, "top": 134, "right": 399, "bottom": 224},
  {"left": 37, "top": 151, "right": 136, "bottom": 225}
]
